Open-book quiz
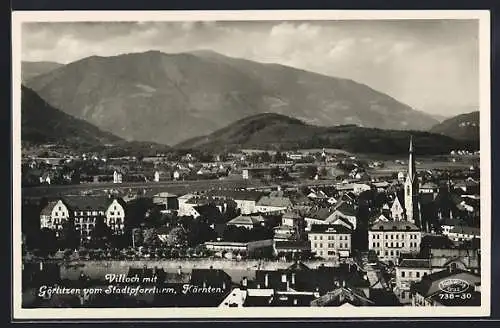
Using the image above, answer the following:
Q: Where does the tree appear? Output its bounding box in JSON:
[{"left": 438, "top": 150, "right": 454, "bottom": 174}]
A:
[
  {"left": 223, "top": 225, "right": 250, "bottom": 242},
  {"left": 167, "top": 227, "right": 189, "bottom": 247},
  {"left": 90, "top": 218, "right": 113, "bottom": 249},
  {"left": 37, "top": 228, "right": 58, "bottom": 256},
  {"left": 58, "top": 219, "right": 80, "bottom": 250},
  {"left": 143, "top": 228, "right": 160, "bottom": 247}
]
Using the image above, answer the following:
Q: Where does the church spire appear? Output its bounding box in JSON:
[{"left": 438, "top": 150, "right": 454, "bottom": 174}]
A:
[{"left": 408, "top": 136, "right": 416, "bottom": 180}]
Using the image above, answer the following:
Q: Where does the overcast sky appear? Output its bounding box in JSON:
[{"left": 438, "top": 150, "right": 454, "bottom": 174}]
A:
[{"left": 22, "top": 20, "right": 479, "bottom": 117}]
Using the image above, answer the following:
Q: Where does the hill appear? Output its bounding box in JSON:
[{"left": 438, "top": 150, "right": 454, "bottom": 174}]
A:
[
  {"left": 429, "top": 111, "right": 479, "bottom": 141},
  {"left": 22, "top": 86, "right": 172, "bottom": 156},
  {"left": 176, "top": 113, "right": 475, "bottom": 155},
  {"left": 21, "top": 85, "right": 124, "bottom": 147},
  {"left": 21, "top": 61, "right": 64, "bottom": 82},
  {"left": 25, "top": 50, "right": 438, "bottom": 146}
]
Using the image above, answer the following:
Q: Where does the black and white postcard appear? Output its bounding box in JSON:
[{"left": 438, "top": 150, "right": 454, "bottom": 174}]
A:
[{"left": 11, "top": 10, "right": 491, "bottom": 319}]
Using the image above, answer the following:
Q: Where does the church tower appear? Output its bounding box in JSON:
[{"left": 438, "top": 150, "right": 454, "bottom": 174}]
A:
[{"left": 404, "top": 136, "right": 419, "bottom": 225}]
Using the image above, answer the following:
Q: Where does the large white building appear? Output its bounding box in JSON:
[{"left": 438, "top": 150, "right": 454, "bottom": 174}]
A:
[
  {"left": 308, "top": 224, "right": 352, "bottom": 259},
  {"left": 40, "top": 196, "right": 126, "bottom": 240},
  {"left": 368, "top": 221, "right": 421, "bottom": 263}
]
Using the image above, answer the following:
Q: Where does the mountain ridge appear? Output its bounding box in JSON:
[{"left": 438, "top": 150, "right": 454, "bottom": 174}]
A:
[
  {"left": 429, "top": 111, "right": 479, "bottom": 141},
  {"left": 25, "top": 49, "right": 439, "bottom": 145},
  {"left": 176, "top": 113, "right": 476, "bottom": 155}
]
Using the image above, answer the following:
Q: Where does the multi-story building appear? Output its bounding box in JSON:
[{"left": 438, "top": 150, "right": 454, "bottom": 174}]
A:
[
  {"left": 308, "top": 224, "right": 352, "bottom": 259},
  {"left": 40, "top": 200, "right": 71, "bottom": 234},
  {"left": 394, "top": 258, "right": 435, "bottom": 304},
  {"left": 368, "top": 221, "right": 421, "bottom": 264},
  {"left": 39, "top": 196, "right": 126, "bottom": 240}
]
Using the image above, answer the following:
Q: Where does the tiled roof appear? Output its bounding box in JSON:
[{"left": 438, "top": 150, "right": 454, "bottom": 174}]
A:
[
  {"left": 398, "top": 258, "right": 431, "bottom": 268},
  {"left": 370, "top": 221, "right": 420, "bottom": 232},
  {"left": 306, "top": 207, "right": 334, "bottom": 221},
  {"left": 449, "top": 226, "right": 480, "bottom": 236},
  {"left": 274, "top": 240, "right": 311, "bottom": 250},
  {"left": 40, "top": 201, "right": 58, "bottom": 215},
  {"left": 227, "top": 215, "right": 266, "bottom": 226},
  {"left": 309, "top": 224, "right": 352, "bottom": 234},
  {"left": 257, "top": 196, "right": 292, "bottom": 208},
  {"left": 62, "top": 196, "right": 116, "bottom": 211},
  {"left": 206, "top": 190, "right": 264, "bottom": 202},
  {"left": 334, "top": 202, "right": 357, "bottom": 217}
]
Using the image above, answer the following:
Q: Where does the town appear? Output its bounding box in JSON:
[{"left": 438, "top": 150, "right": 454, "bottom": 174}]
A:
[{"left": 21, "top": 139, "right": 481, "bottom": 308}]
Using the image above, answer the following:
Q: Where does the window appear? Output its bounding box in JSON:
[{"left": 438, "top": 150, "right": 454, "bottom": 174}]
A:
[
  {"left": 319, "top": 243, "right": 323, "bottom": 248},
  {"left": 372, "top": 242, "right": 376, "bottom": 248},
  {"left": 281, "top": 274, "right": 287, "bottom": 283},
  {"left": 416, "top": 272, "right": 420, "bottom": 278},
  {"left": 409, "top": 271, "right": 413, "bottom": 278},
  {"left": 391, "top": 235, "right": 394, "bottom": 239},
  {"left": 314, "top": 236, "right": 317, "bottom": 240},
  {"left": 390, "top": 250, "right": 394, "bottom": 256},
  {"left": 401, "top": 271, "right": 405, "bottom": 278},
  {"left": 58, "top": 206, "right": 62, "bottom": 211},
  {"left": 407, "top": 185, "right": 410, "bottom": 196},
  {"left": 377, "top": 242, "right": 380, "bottom": 247},
  {"left": 319, "top": 236, "right": 323, "bottom": 240},
  {"left": 385, "top": 251, "right": 388, "bottom": 256},
  {"left": 328, "top": 251, "right": 335, "bottom": 255},
  {"left": 391, "top": 242, "right": 393, "bottom": 247},
  {"left": 314, "top": 243, "right": 317, "bottom": 248}
]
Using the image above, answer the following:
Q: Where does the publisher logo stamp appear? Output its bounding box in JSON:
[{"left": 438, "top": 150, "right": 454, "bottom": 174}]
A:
[{"left": 439, "top": 279, "right": 470, "bottom": 294}]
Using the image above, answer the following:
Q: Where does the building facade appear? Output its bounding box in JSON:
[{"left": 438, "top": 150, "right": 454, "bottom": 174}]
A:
[
  {"left": 368, "top": 221, "right": 421, "bottom": 263},
  {"left": 40, "top": 196, "right": 126, "bottom": 241},
  {"left": 308, "top": 225, "right": 352, "bottom": 259}
]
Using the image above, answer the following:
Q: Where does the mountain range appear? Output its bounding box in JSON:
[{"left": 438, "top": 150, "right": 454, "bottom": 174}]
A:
[
  {"left": 21, "top": 61, "right": 64, "bottom": 82},
  {"left": 177, "top": 113, "right": 474, "bottom": 155},
  {"left": 23, "top": 50, "right": 440, "bottom": 146},
  {"left": 429, "top": 111, "right": 480, "bottom": 141},
  {"left": 21, "top": 85, "right": 123, "bottom": 147},
  {"left": 21, "top": 85, "right": 173, "bottom": 156}
]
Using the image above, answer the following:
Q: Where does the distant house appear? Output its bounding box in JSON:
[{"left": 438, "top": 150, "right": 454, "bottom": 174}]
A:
[
  {"left": 172, "top": 170, "right": 181, "bottom": 180},
  {"left": 440, "top": 218, "right": 463, "bottom": 236},
  {"left": 40, "top": 200, "right": 70, "bottom": 232},
  {"left": 227, "top": 215, "right": 267, "bottom": 229},
  {"left": 256, "top": 196, "right": 292, "bottom": 214},
  {"left": 353, "top": 183, "right": 371, "bottom": 194},
  {"left": 325, "top": 203, "right": 357, "bottom": 230},
  {"left": 113, "top": 170, "right": 122, "bottom": 184},
  {"left": 207, "top": 190, "right": 264, "bottom": 215},
  {"left": 273, "top": 240, "right": 311, "bottom": 257},
  {"left": 420, "top": 182, "right": 439, "bottom": 195},
  {"left": 192, "top": 204, "right": 225, "bottom": 224},
  {"left": 308, "top": 224, "right": 352, "bottom": 259},
  {"left": 152, "top": 192, "right": 179, "bottom": 212},
  {"left": 391, "top": 196, "right": 405, "bottom": 221},
  {"left": 448, "top": 226, "right": 480, "bottom": 242}
]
